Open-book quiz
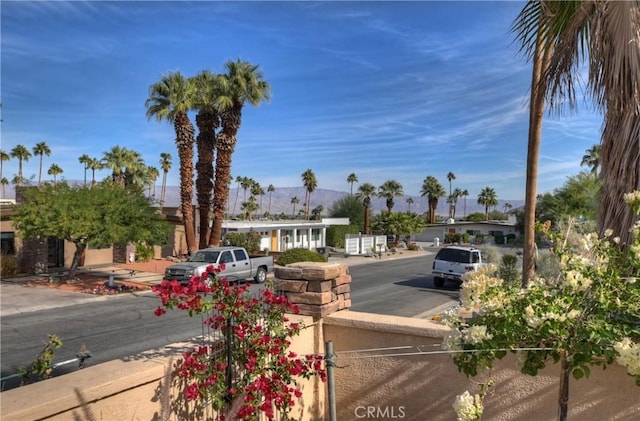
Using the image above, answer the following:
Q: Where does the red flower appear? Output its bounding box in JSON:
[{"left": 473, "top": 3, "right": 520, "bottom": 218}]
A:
[{"left": 154, "top": 307, "right": 166, "bottom": 316}]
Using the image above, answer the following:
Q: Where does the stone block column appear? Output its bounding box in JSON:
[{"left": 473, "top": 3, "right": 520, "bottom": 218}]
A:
[{"left": 274, "top": 262, "right": 351, "bottom": 317}]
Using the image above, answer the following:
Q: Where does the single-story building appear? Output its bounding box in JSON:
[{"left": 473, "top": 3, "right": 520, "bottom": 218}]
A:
[{"left": 415, "top": 219, "right": 519, "bottom": 245}]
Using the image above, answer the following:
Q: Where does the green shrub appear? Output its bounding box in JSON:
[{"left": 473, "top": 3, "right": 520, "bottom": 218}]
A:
[
  {"left": 499, "top": 253, "right": 521, "bottom": 286},
  {"left": 134, "top": 242, "right": 155, "bottom": 262},
  {"left": 461, "top": 232, "right": 471, "bottom": 244},
  {"left": 224, "top": 230, "right": 261, "bottom": 253},
  {"left": 326, "top": 224, "right": 360, "bottom": 248},
  {"left": 494, "top": 233, "right": 505, "bottom": 245},
  {"left": 1, "top": 252, "right": 18, "bottom": 277},
  {"left": 276, "top": 248, "right": 327, "bottom": 266}
]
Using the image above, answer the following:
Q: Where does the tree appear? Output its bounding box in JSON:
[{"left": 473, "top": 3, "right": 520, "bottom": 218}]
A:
[
  {"left": 447, "top": 171, "right": 456, "bottom": 218},
  {"left": 78, "top": 154, "right": 91, "bottom": 186},
  {"left": 328, "top": 194, "right": 364, "bottom": 230},
  {"left": 356, "top": 182, "right": 377, "bottom": 234},
  {"left": 461, "top": 189, "right": 469, "bottom": 218},
  {"left": 311, "top": 205, "right": 324, "bottom": 220},
  {"left": 0, "top": 149, "right": 9, "bottom": 181},
  {"left": 290, "top": 196, "right": 299, "bottom": 218},
  {"left": 406, "top": 197, "right": 414, "bottom": 213},
  {"left": 33, "top": 142, "right": 51, "bottom": 186},
  {"left": 191, "top": 70, "right": 221, "bottom": 249},
  {"left": 250, "top": 182, "right": 264, "bottom": 219},
  {"left": 47, "top": 163, "right": 63, "bottom": 185},
  {"left": 12, "top": 182, "right": 169, "bottom": 278},
  {"left": 88, "top": 157, "right": 102, "bottom": 186},
  {"left": 101, "top": 145, "right": 128, "bottom": 186},
  {"left": 503, "top": 202, "right": 513, "bottom": 214},
  {"left": 145, "top": 71, "right": 198, "bottom": 254},
  {"left": 209, "top": 59, "right": 271, "bottom": 246},
  {"left": 241, "top": 198, "right": 259, "bottom": 220},
  {"left": 420, "top": 176, "right": 445, "bottom": 224},
  {"left": 477, "top": 187, "right": 498, "bottom": 221},
  {"left": 232, "top": 176, "right": 244, "bottom": 217},
  {"left": 267, "top": 184, "right": 275, "bottom": 216},
  {"left": 580, "top": 144, "right": 601, "bottom": 175},
  {"left": 10, "top": 144, "right": 31, "bottom": 185},
  {"left": 0, "top": 177, "right": 7, "bottom": 199},
  {"left": 159, "top": 152, "right": 172, "bottom": 208},
  {"left": 146, "top": 166, "right": 159, "bottom": 198},
  {"left": 347, "top": 173, "right": 358, "bottom": 195},
  {"left": 301, "top": 169, "right": 317, "bottom": 220},
  {"left": 378, "top": 179, "right": 403, "bottom": 213}
]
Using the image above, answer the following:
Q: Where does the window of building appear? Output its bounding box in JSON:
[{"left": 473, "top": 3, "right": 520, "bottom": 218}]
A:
[{"left": 1, "top": 232, "right": 15, "bottom": 255}]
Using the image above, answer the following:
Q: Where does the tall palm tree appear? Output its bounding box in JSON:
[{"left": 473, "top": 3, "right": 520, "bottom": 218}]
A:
[
  {"left": 191, "top": 70, "right": 221, "bottom": 248},
  {"left": 240, "top": 177, "right": 254, "bottom": 204},
  {"left": 146, "top": 166, "right": 159, "bottom": 198},
  {"left": 461, "top": 189, "right": 469, "bottom": 218},
  {"left": 146, "top": 71, "right": 198, "bottom": 254},
  {"left": 267, "top": 184, "right": 275, "bottom": 216},
  {"left": 33, "top": 142, "right": 51, "bottom": 186},
  {"left": 101, "top": 146, "right": 128, "bottom": 185},
  {"left": 450, "top": 188, "right": 463, "bottom": 219},
  {"left": 232, "top": 175, "right": 244, "bottom": 217},
  {"left": 311, "top": 205, "right": 324, "bottom": 220},
  {"left": 47, "top": 163, "right": 63, "bottom": 185},
  {"left": 406, "top": 197, "right": 414, "bottom": 213},
  {"left": 159, "top": 152, "right": 172, "bottom": 208},
  {"left": 301, "top": 168, "right": 317, "bottom": 220},
  {"left": 420, "top": 176, "right": 446, "bottom": 224},
  {"left": 356, "top": 182, "right": 377, "bottom": 234},
  {"left": 580, "top": 144, "right": 601, "bottom": 175},
  {"left": 10, "top": 144, "right": 31, "bottom": 185},
  {"left": 446, "top": 172, "right": 456, "bottom": 218},
  {"left": 477, "top": 187, "right": 498, "bottom": 221},
  {"left": 121, "top": 149, "right": 147, "bottom": 188},
  {"left": 88, "top": 157, "right": 102, "bottom": 186},
  {"left": 78, "top": 154, "right": 91, "bottom": 186},
  {"left": 0, "top": 177, "right": 8, "bottom": 199},
  {"left": 503, "top": 202, "right": 513, "bottom": 214},
  {"left": 209, "top": 59, "right": 271, "bottom": 246},
  {"left": 290, "top": 196, "right": 300, "bottom": 218},
  {"left": 347, "top": 173, "right": 358, "bottom": 195},
  {"left": 250, "top": 182, "right": 263, "bottom": 219},
  {"left": 378, "top": 179, "right": 404, "bottom": 213},
  {"left": 0, "top": 150, "right": 10, "bottom": 191}
]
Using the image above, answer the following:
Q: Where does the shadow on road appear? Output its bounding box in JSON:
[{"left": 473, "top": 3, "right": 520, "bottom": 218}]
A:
[{"left": 394, "top": 277, "right": 460, "bottom": 296}]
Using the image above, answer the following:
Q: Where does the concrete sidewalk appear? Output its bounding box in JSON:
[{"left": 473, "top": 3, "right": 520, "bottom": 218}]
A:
[{"left": 0, "top": 246, "right": 435, "bottom": 318}]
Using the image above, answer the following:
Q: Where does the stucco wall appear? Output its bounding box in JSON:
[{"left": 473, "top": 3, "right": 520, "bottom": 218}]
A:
[
  {"left": 2, "top": 311, "right": 638, "bottom": 420},
  {"left": 323, "top": 311, "right": 640, "bottom": 421}
]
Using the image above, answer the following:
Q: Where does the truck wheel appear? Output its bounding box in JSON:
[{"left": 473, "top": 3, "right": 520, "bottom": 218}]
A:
[
  {"left": 433, "top": 277, "right": 445, "bottom": 288},
  {"left": 254, "top": 267, "right": 267, "bottom": 284}
]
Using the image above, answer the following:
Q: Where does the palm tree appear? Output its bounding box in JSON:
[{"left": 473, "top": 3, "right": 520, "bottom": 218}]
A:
[
  {"left": 10, "top": 144, "right": 31, "bottom": 185},
  {"left": 146, "top": 166, "right": 159, "bottom": 198},
  {"left": 378, "top": 179, "right": 404, "bottom": 213},
  {"left": 580, "top": 144, "right": 601, "bottom": 175},
  {"left": 0, "top": 150, "right": 10, "bottom": 192},
  {"left": 420, "top": 176, "right": 445, "bottom": 224},
  {"left": 311, "top": 205, "right": 324, "bottom": 220},
  {"left": 250, "top": 182, "right": 263, "bottom": 219},
  {"left": 406, "top": 197, "right": 414, "bottom": 213},
  {"left": 301, "top": 169, "right": 317, "bottom": 220},
  {"left": 449, "top": 188, "right": 463, "bottom": 219},
  {"left": 191, "top": 70, "right": 221, "bottom": 248},
  {"left": 446, "top": 172, "right": 456, "bottom": 218},
  {"left": 477, "top": 187, "right": 498, "bottom": 221},
  {"left": 232, "top": 175, "right": 244, "bottom": 217},
  {"left": 241, "top": 198, "right": 259, "bottom": 221},
  {"left": 267, "top": 184, "right": 275, "bottom": 216},
  {"left": 159, "top": 152, "right": 172, "bottom": 208},
  {"left": 461, "top": 189, "right": 469, "bottom": 218},
  {"left": 47, "top": 163, "right": 63, "bottom": 185},
  {"left": 209, "top": 59, "right": 271, "bottom": 246},
  {"left": 78, "top": 154, "right": 91, "bottom": 186},
  {"left": 102, "top": 146, "right": 128, "bottom": 185},
  {"left": 88, "top": 157, "right": 102, "bottom": 186},
  {"left": 356, "top": 182, "right": 377, "bottom": 234},
  {"left": 146, "top": 71, "right": 198, "bottom": 254},
  {"left": 121, "top": 149, "right": 147, "bottom": 188},
  {"left": 503, "top": 202, "right": 513, "bottom": 214},
  {"left": 240, "top": 177, "right": 254, "bottom": 204},
  {"left": 0, "top": 177, "right": 8, "bottom": 199},
  {"left": 290, "top": 196, "right": 300, "bottom": 218},
  {"left": 33, "top": 142, "right": 51, "bottom": 185},
  {"left": 347, "top": 173, "right": 358, "bottom": 195}
]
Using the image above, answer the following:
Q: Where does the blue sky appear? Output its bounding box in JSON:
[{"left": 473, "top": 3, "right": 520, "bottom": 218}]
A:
[{"left": 1, "top": 1, "right": 602, "bottom": 201}]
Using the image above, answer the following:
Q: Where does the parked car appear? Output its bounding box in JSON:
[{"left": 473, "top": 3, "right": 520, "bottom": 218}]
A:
[
  {"left": 163, "top": 246, "right": 274, "bottom": 284},
  {"left": 431, "top": 245, "right": 483, "bottom": 288}
]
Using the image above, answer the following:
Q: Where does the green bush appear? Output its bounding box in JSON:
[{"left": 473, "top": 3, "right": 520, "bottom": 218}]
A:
[
  {"left": 326, "top": 224, "right": 360, "bottom": 248},
  {"left": 1, "top": 252, "right": 17, "bottom": 277},
  {"left": 499, "top": 253, "right": 521, "bottom": 286},
  {"left": 134, "top": 242, "right": 154, "bottom": 262},
  {"left": 461, "top": 232, "right": 471, "bottom": 244},
  {"left": 224, "top": 230, "right": 261, "bottom": 253},
  {"left": 276, "top": 248, "right": 327, "bottom": 266}
]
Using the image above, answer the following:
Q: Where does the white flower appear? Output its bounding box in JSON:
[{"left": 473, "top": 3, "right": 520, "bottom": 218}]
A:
[
  {"left": 603, "top": 228, "right": 614, "bottom": 238},
  {"left": 443, "top": 329, "right": 463, "bottom": 351},
  {"left": 524, "top": 305, "right": 543, "bottom": 328},
  {"left": 462, "top": 325, "right": 493, "bottom": 344},
  {"left": 453, "top": 391, "right": 484, "bottom": 421},
  {"left": 614, "top": 338, "right": 640, "bottom": 376}
]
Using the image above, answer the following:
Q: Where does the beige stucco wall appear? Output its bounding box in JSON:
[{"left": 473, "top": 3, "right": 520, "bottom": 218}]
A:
[
  {"left": 2, "top": 311, "right": 639, "bottom": 420},
  {"left": 323, "top": 311, "right": 640, "bottom": 421}
]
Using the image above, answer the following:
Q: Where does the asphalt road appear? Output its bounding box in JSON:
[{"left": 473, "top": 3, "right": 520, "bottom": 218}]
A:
[{"left": 1, "top": 254, "right": 459, "bottom": 391}]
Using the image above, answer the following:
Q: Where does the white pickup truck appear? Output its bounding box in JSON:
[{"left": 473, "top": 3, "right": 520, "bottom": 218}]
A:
[
  {"left": 431, "top": 246, "right": 483, "bottom": 288},
  {"left": 163, "top": 246, "right": 274, "bottom": 285}
]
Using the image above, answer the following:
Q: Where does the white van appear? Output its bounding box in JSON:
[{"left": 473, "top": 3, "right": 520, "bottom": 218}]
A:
[{"left": 431, "top": 246, "right": 483, "bottom": 288}]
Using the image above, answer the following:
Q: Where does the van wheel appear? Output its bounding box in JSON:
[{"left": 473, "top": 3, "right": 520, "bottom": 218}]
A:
[
  {"left": 433, "top": 277, "right": 445, "bottom": 288},
  {"left": 254, "top": 267, "right": 267, "bottom": 284}
]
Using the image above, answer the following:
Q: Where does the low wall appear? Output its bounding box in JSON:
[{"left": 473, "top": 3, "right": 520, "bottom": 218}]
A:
[
  {"left": 2, "top": 311, "right": 639, "bottom": 420},
  {"left": 323, "top": 311, "right": 640, "bottom": 421}
]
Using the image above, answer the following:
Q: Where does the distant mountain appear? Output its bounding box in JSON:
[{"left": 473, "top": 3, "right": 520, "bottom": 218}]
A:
[{"left": 2, "top": 183, "right": 522, "bottom": 219}]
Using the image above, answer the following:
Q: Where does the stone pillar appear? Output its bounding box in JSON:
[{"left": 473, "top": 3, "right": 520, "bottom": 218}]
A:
[{"left": 274, "top": 262, "right": 351, "bottom": 317}]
